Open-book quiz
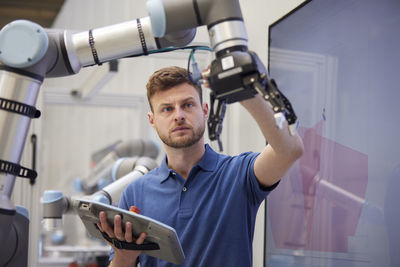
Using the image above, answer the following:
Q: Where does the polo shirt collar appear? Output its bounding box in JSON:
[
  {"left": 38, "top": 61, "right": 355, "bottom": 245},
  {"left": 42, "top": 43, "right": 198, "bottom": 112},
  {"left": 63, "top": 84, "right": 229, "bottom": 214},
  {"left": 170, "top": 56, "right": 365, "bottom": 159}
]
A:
[
  {"left": 197, "top": 144, "right": 218, "bottom": 172},
  {"left": 157, "top": 144, "right": 218, "bottom": 184},
  {"left": 158, "top": 157, "right": 171, "bottom": 184}
]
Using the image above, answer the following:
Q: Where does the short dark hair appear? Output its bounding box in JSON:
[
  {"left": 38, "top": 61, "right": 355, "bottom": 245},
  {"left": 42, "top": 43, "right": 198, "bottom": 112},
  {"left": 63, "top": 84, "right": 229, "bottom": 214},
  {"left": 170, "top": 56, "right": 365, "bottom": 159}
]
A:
[{"left": 146, "top": 66, "right": 202, "bottom": 111}]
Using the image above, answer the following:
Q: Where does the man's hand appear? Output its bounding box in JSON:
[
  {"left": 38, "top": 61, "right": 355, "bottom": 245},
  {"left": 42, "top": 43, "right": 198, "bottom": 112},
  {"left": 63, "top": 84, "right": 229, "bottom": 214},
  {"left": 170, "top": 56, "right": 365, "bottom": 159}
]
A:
[{"left": 97, "top": 211, "right": 146, "bottom": 267}]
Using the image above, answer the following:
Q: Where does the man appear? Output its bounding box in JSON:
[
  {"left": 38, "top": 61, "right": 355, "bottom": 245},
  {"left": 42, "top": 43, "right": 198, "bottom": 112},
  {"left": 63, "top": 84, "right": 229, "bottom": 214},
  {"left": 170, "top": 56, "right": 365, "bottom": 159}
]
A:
[{"left": 98, "top": 66, "right": 304, "bottom": 266}]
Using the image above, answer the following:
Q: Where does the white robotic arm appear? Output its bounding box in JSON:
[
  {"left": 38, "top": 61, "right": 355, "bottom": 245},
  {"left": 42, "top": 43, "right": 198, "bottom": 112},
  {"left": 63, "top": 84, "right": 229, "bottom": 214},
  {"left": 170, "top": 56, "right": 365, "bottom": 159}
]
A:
[
  {"left": 40, "top": 156, "right": 158, "bottom": 258},
  {"left": 42, "top": 156, "right": 158, "bottom": 221},
  {"left": 0, "top": 16, "right": 196, "bottom": 75},
  {"left": 76, "top": 139, "right": 159, "bottom": 194}
]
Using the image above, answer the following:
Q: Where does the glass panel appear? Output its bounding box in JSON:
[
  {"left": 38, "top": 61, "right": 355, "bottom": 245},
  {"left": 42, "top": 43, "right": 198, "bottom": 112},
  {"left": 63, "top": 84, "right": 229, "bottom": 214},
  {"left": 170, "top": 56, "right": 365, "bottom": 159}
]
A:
[{"left": 266, "top": 0, "right": 400, "bottom": 266}]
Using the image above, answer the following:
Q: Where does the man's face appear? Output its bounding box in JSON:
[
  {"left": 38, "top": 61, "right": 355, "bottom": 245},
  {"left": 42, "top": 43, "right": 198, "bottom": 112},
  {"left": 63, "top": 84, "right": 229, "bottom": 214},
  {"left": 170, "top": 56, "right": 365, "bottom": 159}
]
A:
[{"left": 148, "top": 83, "right": 208, "bottom": 149}]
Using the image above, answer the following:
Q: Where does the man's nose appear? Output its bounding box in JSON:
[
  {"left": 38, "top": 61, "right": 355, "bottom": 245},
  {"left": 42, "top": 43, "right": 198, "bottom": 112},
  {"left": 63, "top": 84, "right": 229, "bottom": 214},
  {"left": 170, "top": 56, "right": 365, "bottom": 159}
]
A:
[{"left": 174, "top": 107, "right": 185, "bottom": 122}]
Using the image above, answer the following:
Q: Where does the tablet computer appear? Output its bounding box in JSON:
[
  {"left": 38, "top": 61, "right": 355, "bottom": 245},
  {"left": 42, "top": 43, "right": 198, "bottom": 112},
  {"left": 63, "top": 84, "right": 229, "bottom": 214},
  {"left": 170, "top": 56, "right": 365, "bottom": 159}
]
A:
[{"left": 72, "top": 198, "right": 185, "bottom": 265}]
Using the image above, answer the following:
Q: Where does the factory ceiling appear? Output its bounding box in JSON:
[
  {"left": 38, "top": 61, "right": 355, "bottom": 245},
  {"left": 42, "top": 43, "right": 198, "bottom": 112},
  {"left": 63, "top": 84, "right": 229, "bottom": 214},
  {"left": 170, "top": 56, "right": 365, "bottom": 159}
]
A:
[{"left": 0, "top": 0, "right": 65, "bottom": 30}]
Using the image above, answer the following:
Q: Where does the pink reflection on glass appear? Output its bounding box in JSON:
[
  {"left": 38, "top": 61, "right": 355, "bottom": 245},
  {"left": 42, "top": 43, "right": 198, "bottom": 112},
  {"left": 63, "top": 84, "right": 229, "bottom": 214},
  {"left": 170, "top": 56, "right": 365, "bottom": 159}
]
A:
[{"left": 269, "top": 120, "right": 368, "bottom": 252}]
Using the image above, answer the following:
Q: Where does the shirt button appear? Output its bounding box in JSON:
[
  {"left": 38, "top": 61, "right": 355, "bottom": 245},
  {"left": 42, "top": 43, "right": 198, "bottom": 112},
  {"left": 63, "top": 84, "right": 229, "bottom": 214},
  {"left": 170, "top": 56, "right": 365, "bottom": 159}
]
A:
[{"left": 182, "top": 187, "right": 187, "bottom": 192}]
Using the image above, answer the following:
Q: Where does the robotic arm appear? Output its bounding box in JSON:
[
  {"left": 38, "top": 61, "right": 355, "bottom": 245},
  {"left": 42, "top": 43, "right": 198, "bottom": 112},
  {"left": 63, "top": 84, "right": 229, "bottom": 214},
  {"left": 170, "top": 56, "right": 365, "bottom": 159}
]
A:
[
  {"left": 42, "top": 156, "right": 158, "bottom": 221},
  {"left": 0, "top": 15, "right": 195, "bottom": 206},
  {"left": 40, "top": 156, "right": 158, "bottom": 261},
  {"left": 76, "top": 139, "right": 159, "bottom": 194}
]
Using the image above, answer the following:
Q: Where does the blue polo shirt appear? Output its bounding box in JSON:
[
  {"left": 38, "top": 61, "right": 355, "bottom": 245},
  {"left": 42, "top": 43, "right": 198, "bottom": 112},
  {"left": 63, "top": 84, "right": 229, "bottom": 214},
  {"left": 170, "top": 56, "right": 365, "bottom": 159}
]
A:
[{"left": 111, "top": 144, "right": 278, "bottom": 266}]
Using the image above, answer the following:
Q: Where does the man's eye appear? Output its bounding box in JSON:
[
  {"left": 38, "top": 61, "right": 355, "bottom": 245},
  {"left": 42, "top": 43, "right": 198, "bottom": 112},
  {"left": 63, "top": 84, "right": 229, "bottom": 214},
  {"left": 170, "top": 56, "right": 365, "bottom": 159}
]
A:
[
  {"left": 162, "top": 107, "right": 172, "bottom": 112},
  {"left": 185, "top": 103, "right": 193, "bottom": 108}
]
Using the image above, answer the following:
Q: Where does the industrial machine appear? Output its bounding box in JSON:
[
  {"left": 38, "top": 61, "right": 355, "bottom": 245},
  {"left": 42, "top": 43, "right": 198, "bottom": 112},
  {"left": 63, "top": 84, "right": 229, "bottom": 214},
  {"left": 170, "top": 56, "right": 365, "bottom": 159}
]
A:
[
  {"left": 74, "top": 139, "right": 159, "bottom": 194},
  {"left": 0, "top": 0, "right": 298, "bottom": 265},
  {"left": 41, "top": 155, "right": 159, "bottom": 265}
]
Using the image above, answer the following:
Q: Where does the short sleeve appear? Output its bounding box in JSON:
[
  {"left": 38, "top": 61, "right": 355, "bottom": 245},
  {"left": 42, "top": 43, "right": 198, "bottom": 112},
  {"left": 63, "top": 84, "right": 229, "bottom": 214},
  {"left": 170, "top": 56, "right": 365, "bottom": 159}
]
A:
[{"left": 242, "top": 152, "right": 279, "bottom": 206}]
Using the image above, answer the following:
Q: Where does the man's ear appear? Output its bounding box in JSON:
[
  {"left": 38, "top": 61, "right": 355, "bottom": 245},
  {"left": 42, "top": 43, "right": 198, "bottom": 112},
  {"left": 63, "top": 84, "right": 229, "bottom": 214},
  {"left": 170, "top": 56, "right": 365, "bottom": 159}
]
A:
[
  {"left": 147, "top": 112, "right": 155, "bottom": 128},
  {"left": 202, "top": 103, "right": 209, "bottom": 119}
]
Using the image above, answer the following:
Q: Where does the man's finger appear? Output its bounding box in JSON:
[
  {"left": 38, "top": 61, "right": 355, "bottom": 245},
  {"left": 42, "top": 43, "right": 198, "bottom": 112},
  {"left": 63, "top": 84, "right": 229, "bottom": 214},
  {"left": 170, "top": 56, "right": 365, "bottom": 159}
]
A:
[
  {"left": 136, "top": 232, "right": 147, "bottom": 245},
  {"left": 99, "top": 211, "right": 115, "bottom": 238},
  {"left": 114, "top": 214, "right": 125, "bottom": 240},
  {"left": 124, "top": 221, "right": 133, "bottom": 242}
]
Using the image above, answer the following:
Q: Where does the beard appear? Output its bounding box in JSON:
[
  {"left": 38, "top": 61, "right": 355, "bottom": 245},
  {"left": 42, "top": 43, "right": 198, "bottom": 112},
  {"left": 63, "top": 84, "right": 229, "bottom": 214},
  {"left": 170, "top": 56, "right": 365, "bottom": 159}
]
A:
[{"left": 157, "top": 123, "right": 205, "bottom": 149}]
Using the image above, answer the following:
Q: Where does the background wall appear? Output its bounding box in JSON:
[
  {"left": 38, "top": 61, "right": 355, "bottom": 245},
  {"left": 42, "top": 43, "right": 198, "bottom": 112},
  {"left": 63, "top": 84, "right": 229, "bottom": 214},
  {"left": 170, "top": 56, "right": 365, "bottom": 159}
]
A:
[{"left": 10, "top": 0, "right": 305, "bottom": 266}]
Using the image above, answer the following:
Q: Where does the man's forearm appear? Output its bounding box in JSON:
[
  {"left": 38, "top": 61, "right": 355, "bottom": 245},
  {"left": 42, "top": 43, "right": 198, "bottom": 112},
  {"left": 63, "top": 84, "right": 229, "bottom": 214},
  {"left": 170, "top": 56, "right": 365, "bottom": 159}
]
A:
[
  {"left": 240, "top": 95, "right": 302, "bottom": 154},
  {"left": 240, "top": 94, "right": 304, "bottom": 186}
]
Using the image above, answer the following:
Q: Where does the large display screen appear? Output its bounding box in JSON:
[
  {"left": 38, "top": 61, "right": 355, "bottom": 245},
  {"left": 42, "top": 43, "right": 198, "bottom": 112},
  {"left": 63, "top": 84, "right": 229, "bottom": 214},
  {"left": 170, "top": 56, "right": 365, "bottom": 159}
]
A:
[{"left": 266, "top": 0, "right": 400, "bottom": 266}]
